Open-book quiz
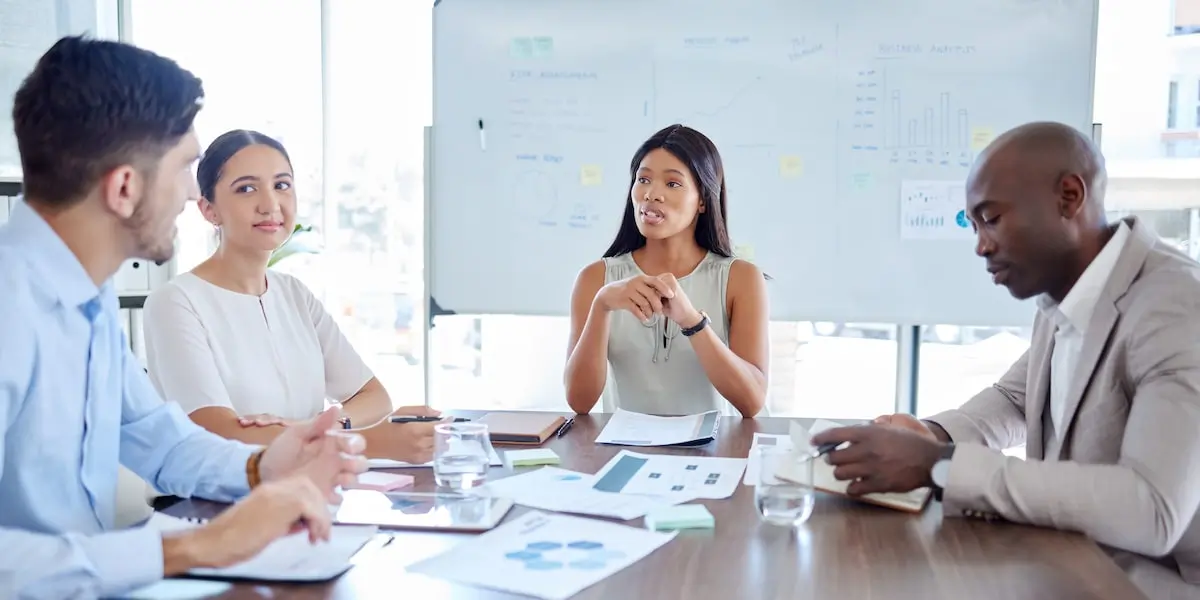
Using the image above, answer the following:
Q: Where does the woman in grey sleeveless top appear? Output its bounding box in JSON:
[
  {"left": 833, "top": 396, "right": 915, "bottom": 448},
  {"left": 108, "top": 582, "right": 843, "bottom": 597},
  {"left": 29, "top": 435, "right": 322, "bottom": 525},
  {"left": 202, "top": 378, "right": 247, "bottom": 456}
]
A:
[{"left": 564, "top": 125, "right": 770, "bottom": 417}]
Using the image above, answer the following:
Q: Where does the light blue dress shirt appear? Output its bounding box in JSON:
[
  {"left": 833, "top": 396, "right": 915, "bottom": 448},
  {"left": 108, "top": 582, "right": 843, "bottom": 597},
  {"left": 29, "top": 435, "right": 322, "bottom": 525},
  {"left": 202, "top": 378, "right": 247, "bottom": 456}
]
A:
[{"left": 0, "top": 202, "right": 258, "bottom": 599}]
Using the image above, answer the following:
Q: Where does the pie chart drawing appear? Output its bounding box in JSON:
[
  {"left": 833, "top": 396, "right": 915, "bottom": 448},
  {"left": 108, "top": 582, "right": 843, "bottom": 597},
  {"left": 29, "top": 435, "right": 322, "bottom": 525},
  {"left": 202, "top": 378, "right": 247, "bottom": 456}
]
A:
[{"left": 511, "top": 169, "right": 559, "bottom": 222}]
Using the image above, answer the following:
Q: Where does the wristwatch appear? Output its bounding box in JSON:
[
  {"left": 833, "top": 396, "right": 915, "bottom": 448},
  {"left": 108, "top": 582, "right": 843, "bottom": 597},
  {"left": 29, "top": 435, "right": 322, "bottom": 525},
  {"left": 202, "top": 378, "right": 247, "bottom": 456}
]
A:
[
  {"left": 930, "top": 443, "right": 956, "bottom": 502},
  {"left": 681, "top": 311, "right": 710, "bottom": 337}
]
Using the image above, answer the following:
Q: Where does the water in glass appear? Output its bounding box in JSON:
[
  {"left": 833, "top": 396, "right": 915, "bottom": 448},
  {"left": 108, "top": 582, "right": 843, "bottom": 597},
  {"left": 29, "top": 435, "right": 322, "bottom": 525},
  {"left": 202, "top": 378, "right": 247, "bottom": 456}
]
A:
[
  {"left": 754, "top": 445, "right": 815, "bottom": 527},
  {"left": 434, "top": 422, "right": 491, "bottom": 490}
]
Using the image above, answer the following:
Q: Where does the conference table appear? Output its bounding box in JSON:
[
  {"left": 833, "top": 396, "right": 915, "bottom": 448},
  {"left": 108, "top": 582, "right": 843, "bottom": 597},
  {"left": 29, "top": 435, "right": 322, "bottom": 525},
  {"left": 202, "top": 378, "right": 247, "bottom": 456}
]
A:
[{"left": 165, "top": 413, "right": 1148, "bottom": 600}]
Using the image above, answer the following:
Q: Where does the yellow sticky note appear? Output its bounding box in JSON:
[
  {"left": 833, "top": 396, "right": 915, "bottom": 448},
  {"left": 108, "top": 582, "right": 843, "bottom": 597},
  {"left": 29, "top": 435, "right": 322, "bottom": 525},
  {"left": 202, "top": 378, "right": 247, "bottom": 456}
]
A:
[
  {"left": 580, "top": 164, "right": 602, "bottom": 186},
  {"left": 778, "top": 155, "right": 804, "bottom": 178},
  {"left": 970, "top": 126, "right": 994, "bottom": 152},
  {"left": 734, "top": 244, "right": 756, "bottom": 261}
]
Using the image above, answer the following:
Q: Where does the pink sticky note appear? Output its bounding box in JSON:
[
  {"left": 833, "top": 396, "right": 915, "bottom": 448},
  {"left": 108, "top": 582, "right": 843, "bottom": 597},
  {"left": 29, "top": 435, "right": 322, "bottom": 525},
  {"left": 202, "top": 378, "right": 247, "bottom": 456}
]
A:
[{"left": 345, "top": 472, "right": 414, "bottom": 492}]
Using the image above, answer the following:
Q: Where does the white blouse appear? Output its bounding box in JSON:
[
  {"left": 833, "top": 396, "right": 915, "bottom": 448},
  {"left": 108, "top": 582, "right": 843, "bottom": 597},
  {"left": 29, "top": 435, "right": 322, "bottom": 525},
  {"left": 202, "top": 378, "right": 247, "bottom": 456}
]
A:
[{"left": 142, "top": 271, "right": 373, "bottom": 421}]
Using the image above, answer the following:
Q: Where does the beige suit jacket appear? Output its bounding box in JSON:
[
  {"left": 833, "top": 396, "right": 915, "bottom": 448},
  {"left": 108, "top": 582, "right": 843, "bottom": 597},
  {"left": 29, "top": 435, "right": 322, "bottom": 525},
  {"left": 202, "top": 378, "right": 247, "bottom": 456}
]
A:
[{"left": 927, "top": 217, "right": 1200, "bottom": 599}]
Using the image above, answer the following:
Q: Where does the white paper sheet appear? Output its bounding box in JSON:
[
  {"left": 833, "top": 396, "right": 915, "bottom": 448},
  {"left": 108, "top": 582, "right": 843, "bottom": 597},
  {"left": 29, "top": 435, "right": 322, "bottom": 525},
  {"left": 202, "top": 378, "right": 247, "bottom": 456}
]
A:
[
  {"left": 484, "top": 466, "right": 687, "bottom": 520},
  {"left": 591, "top": 451, "right": 745, "bottom": 500},
  {"left": 745, "top": 419, "right": 844, "bottom": 485},
  {"left": 899, "top": 180, "right": 973, "bottom": 241},
  {"left": 368, "top": 445, "right": 504, "bottom": 469},
  {"left": 594, "top": 409, "right": 717, "bottom": 446},
  {"left": 146, "top": 513, "right": 378, "bottom": 582},
  {"left": 405, "top": 510, "right": 676, "bottom": 600}
]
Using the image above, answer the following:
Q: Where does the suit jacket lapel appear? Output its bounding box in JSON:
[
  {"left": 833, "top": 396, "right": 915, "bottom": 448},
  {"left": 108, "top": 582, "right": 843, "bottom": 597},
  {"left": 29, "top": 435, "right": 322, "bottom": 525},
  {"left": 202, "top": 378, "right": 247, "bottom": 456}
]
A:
[
  {"left": 1053, "top": 217, "right": 1154, "bottom": 459},
  {"left": 1025, "top": 323, "right": 1054, "bottom": 460}
]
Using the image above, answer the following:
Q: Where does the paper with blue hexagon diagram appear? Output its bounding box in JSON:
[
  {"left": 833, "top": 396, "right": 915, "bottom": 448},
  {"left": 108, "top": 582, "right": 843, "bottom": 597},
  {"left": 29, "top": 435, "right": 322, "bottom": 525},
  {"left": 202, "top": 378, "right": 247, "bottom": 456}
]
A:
[
  {"left": 405, "top": 510, "right": 677, "bottom": 600},
  {"left": 899, "top": 180, "right": 973, "bottom": 241}
]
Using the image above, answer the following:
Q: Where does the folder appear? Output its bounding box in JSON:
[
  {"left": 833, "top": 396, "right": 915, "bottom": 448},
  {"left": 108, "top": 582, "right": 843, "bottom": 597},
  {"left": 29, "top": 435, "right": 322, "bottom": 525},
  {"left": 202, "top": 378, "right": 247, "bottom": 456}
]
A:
[{"left": 476, "top": 412, "right": 566, "bottom": 445}]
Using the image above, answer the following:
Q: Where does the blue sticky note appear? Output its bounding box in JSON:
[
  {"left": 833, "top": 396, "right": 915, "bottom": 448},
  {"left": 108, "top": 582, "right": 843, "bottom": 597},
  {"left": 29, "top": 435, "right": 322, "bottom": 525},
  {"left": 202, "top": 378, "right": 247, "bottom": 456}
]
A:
[{"left": 510, "top": 37, "right": 534, "bottom": 59}]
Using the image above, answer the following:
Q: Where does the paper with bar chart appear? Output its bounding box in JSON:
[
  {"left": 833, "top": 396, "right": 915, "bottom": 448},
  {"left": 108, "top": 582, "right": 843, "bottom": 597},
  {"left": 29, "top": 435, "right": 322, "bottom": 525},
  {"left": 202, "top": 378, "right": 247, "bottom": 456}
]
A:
[{"left": 899, "top": 180, "right": 972, "bottom": 241}]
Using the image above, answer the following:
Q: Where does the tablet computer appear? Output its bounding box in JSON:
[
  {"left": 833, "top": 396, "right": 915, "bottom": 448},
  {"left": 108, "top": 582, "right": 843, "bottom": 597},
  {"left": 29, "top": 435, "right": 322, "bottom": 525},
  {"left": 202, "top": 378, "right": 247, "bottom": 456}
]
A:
[{"left": 333, "top": 490, "right": 515, "bottom": 532}]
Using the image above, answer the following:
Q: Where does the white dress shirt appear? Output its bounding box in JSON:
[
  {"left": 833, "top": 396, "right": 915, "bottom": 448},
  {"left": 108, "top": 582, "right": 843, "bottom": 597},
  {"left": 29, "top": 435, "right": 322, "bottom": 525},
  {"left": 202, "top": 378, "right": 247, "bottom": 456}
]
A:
[
  {"left": 1037, "top": 222, "right": 1131, "bottom": 439},
  {"left": 143, "top": 271, "right": 374, "bottom": 421}
]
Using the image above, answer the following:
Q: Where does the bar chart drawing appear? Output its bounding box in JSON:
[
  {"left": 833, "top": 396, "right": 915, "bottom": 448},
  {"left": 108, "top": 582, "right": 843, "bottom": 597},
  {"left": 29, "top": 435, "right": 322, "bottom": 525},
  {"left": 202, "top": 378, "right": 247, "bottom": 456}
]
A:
[{"left": 851, "top": 67, "right": 976, "bottom": 169}]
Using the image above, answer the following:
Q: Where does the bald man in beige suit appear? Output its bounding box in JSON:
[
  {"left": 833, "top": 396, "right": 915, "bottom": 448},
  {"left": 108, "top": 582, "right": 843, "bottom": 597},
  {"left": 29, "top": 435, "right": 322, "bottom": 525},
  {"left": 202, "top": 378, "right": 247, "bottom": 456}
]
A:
[{"left": 813, "top": 122, "right": 1200, "bottom": 599}]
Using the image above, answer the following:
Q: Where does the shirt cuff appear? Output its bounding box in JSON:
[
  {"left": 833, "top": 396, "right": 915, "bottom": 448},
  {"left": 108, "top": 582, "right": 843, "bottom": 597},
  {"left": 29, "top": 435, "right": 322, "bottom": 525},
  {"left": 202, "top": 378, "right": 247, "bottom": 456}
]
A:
[
  {"left": 941, "top": 443, "right": 1007, "bottom": 517},
  {"left": 218, "top": 442, "right": 259, "bottom": 500},
  {"left": 73, "top": 526, "right": 165, "bottom": 597}
]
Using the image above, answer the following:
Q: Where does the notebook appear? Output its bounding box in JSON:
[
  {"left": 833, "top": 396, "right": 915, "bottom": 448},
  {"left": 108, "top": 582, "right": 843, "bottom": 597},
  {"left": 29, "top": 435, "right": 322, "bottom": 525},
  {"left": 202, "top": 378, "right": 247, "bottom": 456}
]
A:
[
  {"left": 476, "top": 412, "right": 566, "bottom": 445},
  {"left": 774, "top": 420, "right": 932, "bottom": 514},
  {"left": 145, "top": 513, "right": 379, "bottom": 582}
]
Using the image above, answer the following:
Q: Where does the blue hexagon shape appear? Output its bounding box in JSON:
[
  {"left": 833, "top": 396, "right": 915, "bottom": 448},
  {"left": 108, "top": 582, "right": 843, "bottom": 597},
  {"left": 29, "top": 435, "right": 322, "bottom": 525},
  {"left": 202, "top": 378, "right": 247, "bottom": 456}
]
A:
[
  {"left": 525, "top": 560, "right": 564, "bottom": 570},
  {"left": 506, "top": 550, "right": 541, "bottom": 561},
  {"left": 567, "top": 541, "right": 603, "bottom": 550},
  {"left": 568, "top": 560, "right": 607, "bottom": 570},
  {"left": 527, "top": 541, "right": 563, "bottom": 551}
]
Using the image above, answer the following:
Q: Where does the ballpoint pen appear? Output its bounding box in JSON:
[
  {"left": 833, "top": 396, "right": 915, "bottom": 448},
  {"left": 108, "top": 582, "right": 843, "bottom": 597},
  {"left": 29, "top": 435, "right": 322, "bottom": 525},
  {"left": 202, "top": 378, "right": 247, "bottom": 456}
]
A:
[
  {"left": 389, "top": 415, "right": 470, "bottom": 424},
  {"left": 555, "top": 417, "right": 575, "bottom": 438}
]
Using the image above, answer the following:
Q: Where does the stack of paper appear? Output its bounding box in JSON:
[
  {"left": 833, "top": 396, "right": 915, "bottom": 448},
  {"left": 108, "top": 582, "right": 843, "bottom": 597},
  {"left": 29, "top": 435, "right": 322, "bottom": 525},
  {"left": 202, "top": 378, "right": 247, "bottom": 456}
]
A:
[
  {"left": 145, "top": 513, "right": 379, "bottom": 581},
  {"left": 484, "top": 466, "right": 684, "bottom": 520},
  {"left": 594, "top": 409, "right": 719, "bottom": 447}
]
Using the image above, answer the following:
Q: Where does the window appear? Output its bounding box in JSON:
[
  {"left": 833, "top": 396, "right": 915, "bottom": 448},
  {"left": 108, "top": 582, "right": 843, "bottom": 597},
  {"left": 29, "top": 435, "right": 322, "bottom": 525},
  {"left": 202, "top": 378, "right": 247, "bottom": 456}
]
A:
[
  {"left": 1168, "top": 81, "right": 1178, "bottom": 129},
  {"left": 129, "top": 0, "right": 325, "bottom": 282},
  {"left": 429, "top": 317, "right": 899, "bottom": 419},
  {"left": 917, "top": 325, "right": 1032, "bottom": 418},
  {"left": 326, "top": 1, "right": 431, "bottom": 403}
]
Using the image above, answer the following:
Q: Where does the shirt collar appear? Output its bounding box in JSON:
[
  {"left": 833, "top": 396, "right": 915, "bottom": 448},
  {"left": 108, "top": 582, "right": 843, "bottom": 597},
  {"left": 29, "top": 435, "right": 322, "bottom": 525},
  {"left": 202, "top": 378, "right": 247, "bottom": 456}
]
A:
[
  {"left": 1037, "top": 221, "right": 1130, "bottom": 333},
  {"left": 7, "top": 199, "right": 113, "bottom": 314}
]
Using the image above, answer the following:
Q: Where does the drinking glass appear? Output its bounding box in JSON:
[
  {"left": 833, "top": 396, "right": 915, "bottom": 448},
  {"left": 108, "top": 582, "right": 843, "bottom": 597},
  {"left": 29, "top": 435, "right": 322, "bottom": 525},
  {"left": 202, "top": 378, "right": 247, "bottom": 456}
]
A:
[
  {"left": 754, "top": 445, "right": 815, "bottom": 527},
  {"left": 433, "top": 422, "right": 492, "bottom": 490}
]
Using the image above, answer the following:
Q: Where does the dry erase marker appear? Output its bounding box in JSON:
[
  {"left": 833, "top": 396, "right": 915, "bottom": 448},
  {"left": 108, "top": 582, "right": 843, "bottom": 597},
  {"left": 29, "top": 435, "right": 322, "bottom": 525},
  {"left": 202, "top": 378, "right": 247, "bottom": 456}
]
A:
[{"left": 478, "top": 119, "right": 486, "bottom": 151}]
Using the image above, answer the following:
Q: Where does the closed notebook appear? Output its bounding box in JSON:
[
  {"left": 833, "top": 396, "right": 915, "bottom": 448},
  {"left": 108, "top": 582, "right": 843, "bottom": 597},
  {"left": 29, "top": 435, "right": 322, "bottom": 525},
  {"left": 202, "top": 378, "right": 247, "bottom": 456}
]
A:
[
  {"left": 775, "top": 421, "right": 932, "bottom": 514},
  {"left": 476, "top": 412, "right": 566, "bottom": 445}
]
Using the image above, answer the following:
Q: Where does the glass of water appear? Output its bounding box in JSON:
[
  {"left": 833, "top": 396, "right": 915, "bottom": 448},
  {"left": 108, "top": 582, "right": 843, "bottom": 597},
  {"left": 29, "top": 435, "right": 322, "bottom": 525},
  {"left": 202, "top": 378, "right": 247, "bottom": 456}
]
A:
[
  {"left": 434, "top": 422, "right": 492, "bottom": 490},
  {"left": 754, "top": 444, "right": 815, "bottom": 528}
]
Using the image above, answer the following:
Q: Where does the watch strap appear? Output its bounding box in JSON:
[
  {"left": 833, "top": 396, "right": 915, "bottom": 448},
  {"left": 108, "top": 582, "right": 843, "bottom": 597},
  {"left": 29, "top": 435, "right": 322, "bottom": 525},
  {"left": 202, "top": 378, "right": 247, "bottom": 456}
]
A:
[{"left": 681, "top": 312, "right": 709, "bottom": 337}]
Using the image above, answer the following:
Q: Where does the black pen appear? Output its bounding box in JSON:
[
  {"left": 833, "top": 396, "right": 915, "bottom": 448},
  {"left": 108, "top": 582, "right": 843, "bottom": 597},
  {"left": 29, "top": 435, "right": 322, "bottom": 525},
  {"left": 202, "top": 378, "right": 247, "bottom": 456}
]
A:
[
  {"left": 812, "top": 442, "right": 840, "bottom": 457},
  {"left": 555, "top": 417, "right": 575, "bottom": 438},
  {"left": 389, "top": 415, "right": 470, "bottom": 424}
]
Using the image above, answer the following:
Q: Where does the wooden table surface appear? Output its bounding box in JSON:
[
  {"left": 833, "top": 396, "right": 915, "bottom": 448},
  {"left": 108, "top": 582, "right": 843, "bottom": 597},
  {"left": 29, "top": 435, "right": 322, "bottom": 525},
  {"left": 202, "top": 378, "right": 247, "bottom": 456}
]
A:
[{"left": 166, "top": 412, "right": 1148, "bottom": 600}]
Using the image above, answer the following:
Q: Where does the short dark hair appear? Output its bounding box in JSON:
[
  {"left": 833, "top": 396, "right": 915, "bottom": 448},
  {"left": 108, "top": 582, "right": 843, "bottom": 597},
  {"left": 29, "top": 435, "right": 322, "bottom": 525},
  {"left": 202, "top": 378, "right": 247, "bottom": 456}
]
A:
[
  {"left": 196, "top": 129, "right": 292, "bottom": 202},
  {"left": 13, "top": 35, "right": 204, "bottom": 208},
  {"left": 603, "top": 124, "right": 733, "bottom": 258}
]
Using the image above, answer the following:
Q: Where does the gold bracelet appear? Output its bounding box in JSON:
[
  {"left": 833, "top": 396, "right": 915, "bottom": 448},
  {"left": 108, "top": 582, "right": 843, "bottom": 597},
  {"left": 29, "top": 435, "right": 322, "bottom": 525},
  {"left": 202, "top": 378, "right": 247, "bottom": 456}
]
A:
[{"left": 246, "top": 448, "right": 265, "bottom": 489}]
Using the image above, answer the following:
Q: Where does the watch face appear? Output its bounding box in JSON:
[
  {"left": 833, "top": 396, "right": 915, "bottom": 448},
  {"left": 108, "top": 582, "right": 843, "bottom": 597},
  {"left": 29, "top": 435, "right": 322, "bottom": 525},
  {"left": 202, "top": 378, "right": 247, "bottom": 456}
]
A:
[{"left": 931, "top": 459, "right": 952, "bottom": 489}]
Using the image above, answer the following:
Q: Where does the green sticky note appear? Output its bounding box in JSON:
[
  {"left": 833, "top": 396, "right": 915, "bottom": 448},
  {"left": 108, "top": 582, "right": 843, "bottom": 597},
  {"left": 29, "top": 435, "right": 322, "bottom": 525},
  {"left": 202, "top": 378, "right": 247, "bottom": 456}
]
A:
[
  {"left": 532, "top": 36, "right": 554, "bottom": 58},
  {"left": 507, "top": 448, "right": 561, "bottom": 467},
  {"left": 510, "top": 37, "right": 534, "bottom": 59},
  {"left": 851, "top": 172, "right": 873, "bottom": 190},
  {"left": 644, "top": 504, "right": 714, "bottom": 531}
]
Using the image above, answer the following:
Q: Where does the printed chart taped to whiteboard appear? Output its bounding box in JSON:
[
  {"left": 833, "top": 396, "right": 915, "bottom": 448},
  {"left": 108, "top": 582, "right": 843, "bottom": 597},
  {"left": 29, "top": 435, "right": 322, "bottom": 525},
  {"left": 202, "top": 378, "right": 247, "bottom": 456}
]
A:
[{"left": 898, "top": 180, "right": 974, "bottom": 241}]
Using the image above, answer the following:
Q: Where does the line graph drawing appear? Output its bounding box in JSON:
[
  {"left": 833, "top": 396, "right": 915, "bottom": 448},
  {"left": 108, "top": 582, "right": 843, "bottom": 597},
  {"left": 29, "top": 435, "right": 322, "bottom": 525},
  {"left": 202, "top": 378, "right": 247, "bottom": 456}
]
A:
[{"left": 660, "top": 75, "right": 766, "bottom": 123}]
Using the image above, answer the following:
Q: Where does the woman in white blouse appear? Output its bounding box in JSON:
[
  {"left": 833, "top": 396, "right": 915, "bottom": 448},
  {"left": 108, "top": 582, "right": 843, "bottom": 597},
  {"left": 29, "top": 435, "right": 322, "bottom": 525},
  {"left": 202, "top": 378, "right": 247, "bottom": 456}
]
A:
[{"left": 144, "top": 129, "right": 439, "bottom": 463}]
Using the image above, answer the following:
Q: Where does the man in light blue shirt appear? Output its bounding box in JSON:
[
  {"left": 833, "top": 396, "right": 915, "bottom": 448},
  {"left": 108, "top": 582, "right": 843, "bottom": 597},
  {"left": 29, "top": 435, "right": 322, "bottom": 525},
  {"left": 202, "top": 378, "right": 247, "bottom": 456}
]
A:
[{"left": 0, "top": 37, "right": 367, "bottom": 599}]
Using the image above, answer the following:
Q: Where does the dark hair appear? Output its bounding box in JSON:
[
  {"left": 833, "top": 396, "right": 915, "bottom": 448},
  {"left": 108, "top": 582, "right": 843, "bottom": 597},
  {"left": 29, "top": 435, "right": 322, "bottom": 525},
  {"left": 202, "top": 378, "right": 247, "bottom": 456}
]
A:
[
  {"left": 197, "top": 129, "right": 292, "bottom": 201},
  {"left": 14, "top": 35, "right": 204, "bottom": 208},
  {"left": 603, "top": 124, "right": 733, "bottom": 258}
]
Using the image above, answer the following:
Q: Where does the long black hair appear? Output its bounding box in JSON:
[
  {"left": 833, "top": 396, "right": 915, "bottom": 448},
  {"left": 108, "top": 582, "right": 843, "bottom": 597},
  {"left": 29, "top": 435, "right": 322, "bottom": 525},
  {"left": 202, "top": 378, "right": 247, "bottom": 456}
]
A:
[
  {"left": 602, "top": 124, "right": 733, "bottom": 258},
  {"left": 196, "top": 129, "right": 292, "bottom": 201}
]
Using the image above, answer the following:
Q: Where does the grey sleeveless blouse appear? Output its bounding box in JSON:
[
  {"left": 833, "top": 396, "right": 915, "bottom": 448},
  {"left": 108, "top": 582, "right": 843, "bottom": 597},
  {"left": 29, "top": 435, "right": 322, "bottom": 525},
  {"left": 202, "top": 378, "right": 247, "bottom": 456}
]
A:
[{"left": 601, "top": 252, "right": 738, "bottom": 415}]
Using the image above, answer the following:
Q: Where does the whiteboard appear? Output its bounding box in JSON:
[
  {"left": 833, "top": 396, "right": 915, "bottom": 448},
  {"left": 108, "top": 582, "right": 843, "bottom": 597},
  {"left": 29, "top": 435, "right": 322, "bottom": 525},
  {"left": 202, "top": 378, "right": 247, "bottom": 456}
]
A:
[
  {"left": 0, "top": 0, "right": 99, "bottom": 179},
  {"left": 430, "top": 0, "right": 1097, "bottom": 325}
]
